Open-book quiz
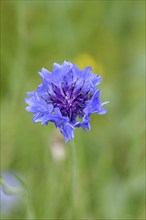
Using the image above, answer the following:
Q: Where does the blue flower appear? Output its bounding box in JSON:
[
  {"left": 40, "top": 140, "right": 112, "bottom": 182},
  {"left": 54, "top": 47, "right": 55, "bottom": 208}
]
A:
[
  {"left": 24, "top": 61, "right": 108, "bottom": 142},
  {"left": 0, "top": 172, "right": 23, "bottom": 215}
]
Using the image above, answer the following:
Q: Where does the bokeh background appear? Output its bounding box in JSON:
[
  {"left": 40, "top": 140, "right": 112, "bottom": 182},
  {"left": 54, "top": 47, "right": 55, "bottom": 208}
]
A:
[{"left": 1, "top": 0, "right": 145, "bottom": 219}]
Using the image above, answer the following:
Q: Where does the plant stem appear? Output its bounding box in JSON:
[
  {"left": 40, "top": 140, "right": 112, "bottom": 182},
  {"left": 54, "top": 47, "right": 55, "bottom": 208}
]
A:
[{"left": 69, "top": 140, "right": 78, "bottom": 214}]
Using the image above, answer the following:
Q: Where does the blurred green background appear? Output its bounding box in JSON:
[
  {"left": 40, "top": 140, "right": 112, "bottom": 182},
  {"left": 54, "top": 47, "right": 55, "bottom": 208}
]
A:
[{"left": 1, "top": 0, "right": 145, "bottom": 219}]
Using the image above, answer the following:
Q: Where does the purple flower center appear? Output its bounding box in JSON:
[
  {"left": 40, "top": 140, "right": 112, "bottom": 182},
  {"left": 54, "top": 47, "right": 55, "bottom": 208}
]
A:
[{"left": 46, "top": 79, "right": 92, "bottom": 122}]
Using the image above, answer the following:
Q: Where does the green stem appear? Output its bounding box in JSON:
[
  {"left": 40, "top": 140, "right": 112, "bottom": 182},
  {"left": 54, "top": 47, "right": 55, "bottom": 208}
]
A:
[{"left": 69, "top": 140, "right": 78, "bottom": 214}]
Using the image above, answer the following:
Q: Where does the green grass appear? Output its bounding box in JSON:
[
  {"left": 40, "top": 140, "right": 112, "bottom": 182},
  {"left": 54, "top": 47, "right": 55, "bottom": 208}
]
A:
[{"left": 1, "top": 0, "right": 145, "bottom": 219}]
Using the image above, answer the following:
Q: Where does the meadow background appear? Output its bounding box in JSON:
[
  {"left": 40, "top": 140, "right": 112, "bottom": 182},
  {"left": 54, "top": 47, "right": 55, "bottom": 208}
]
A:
[{"left": 1, "top": 0, "right": 145, "bottom": 219}]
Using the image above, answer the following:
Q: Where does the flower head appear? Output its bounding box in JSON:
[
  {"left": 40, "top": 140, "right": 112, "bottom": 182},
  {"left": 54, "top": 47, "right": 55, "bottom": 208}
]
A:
[{"left": 25, "top": 61, "right": 108, "bottom": 142}]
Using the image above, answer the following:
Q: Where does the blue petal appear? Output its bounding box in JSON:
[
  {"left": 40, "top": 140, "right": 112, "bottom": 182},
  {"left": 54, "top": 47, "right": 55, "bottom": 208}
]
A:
[
  {"left": 24, "top": 92, "right": 53, "bottom": 114},
  {"left": 61, "top": 123, "right": 74, "bottom": 142},
  {"left": 75, "top": 114, "right": 90, "bottom": 131},
  {"left": 89, "top": 74, "right": 102, "bottom": 86},
  {"left": 33, "top": 107, "right": 74, "bottom": 142},
  {"left": 33, "top": 112, "right": 44, "bottom": 122},
  {"left": 24, "top": 97, "right": 35, "bottom": 106},
  {"left": 38, "top": 68, "right": 51, "bottom": 79},
  {"left": 82, "top": 66, "right": 92, "bottom": 78},
  {"left": 26, "top": 92, "right": 35, "bottom": 96},
  {"left": 84, "top": 89, "right": 107, "bottom": 115},
  {"left": 51, "top": 61, "right": 73, "bottom": 84}
]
